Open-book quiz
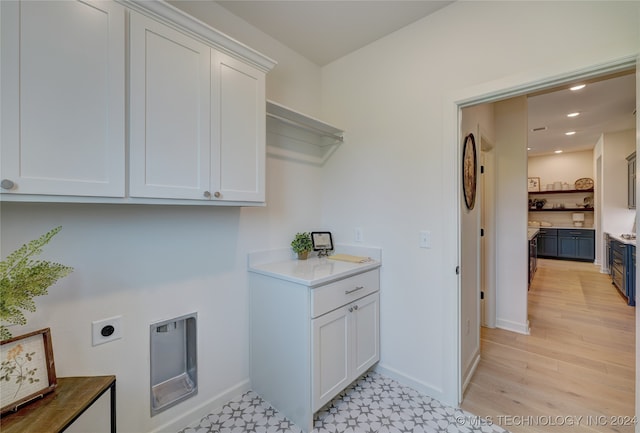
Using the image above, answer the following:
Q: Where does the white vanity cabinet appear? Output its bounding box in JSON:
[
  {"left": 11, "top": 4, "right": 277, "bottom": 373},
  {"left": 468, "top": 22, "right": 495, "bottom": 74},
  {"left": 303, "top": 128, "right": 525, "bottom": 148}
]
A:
[
  {"left": 249, "top": 251, "right": 381, "bottom": 432},
  {"left": 1, "top": 0, "right": 126, "bottom": 197}
]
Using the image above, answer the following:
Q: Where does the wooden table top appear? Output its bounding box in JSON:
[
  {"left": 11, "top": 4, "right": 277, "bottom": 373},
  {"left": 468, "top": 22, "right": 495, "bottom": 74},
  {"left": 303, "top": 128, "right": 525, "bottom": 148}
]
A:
[{"left": 1, "top": 375, "right": 116, "bottom": 433}]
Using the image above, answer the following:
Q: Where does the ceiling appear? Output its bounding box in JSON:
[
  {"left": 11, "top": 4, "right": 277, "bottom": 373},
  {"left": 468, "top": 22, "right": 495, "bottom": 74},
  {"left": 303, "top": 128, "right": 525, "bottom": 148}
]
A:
[
  {"left": 526, "top": 72, "right": 636, "bottom": 156},
  {"left": 215, "top": 1, "right": 452, "bottom": 66},
  {"left": 215, "top": 1, "right": 636, "bottom": 156}
]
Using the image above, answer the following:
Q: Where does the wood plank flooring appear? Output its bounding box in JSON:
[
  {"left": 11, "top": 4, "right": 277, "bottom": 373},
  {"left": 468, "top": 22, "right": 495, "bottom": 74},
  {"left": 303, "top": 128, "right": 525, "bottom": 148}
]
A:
[{"left": 461, "top": 259, "right": 636, "bottom": 433}]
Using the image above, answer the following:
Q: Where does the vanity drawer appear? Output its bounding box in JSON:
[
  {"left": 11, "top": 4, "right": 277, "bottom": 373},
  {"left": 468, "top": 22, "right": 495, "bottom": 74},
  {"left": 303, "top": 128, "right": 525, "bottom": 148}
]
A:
[{"left": 311, "top": 270, "right": 379, "bottom": 318}]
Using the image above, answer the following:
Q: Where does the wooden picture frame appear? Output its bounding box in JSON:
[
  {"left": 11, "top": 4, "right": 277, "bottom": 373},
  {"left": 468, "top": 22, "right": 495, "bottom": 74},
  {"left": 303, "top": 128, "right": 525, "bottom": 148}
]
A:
[
  {"left": 462, "top": 133, "right": 477, "bottom": 210},
  {"left": 1, "top": 328, "right": 57, "bottom": 415},
  {"left": 528, "top": 177, "right": 541, "bottom": 192}
]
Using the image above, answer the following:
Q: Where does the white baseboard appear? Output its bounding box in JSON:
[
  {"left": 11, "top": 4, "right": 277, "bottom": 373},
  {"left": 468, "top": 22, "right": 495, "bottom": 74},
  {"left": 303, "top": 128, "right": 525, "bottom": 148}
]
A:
[
  {"left": 374, "top": 363, "right": 447, "bottom": 404},
  {"left": 496, "top": 318, "right": 530, "bottom": 335},
  {"left": 150, "top": 379, "right": 250, "bottom": 433},
  {"left": 461, "top": 350, "right": 480, "bottom": 395}
]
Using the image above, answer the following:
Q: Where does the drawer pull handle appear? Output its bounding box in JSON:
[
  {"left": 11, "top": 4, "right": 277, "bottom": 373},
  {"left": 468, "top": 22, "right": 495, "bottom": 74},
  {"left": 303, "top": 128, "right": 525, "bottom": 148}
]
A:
[{"left": 345, "top": 286, "right": 364, "bottom": 294}]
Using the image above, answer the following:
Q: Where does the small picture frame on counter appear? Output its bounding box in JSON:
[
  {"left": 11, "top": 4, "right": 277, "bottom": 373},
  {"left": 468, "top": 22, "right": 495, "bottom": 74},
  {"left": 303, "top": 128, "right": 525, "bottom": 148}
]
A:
[
  {"left": 528, "top": 177, "right": 540, "bottom": 192},
  {"left": 311, "top": 232, "right": 333, "bottom": 251}
]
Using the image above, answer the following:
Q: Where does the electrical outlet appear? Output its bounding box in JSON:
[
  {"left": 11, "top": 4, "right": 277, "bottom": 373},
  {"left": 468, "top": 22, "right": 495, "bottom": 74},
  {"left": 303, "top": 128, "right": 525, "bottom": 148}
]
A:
[
  {"left": 355, "top": 227, "right": 364, "bottom": 242},
  {"left": 92, "top": 315, "right": 122, "bottom": 346}
]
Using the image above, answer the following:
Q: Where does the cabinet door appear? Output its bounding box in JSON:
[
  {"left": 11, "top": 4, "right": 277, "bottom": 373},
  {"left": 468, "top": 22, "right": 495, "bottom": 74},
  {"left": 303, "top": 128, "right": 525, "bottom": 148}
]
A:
[
  {"left": 1, "top": 0, "right": 125, "bottom": 197},
  {"left": 351, "top": 292, "right": 380, "bottom": 378},
  {"left": 129, "top": 12, "right": 211, "bottom": 199},
  {"left": 537, "top": 235, "right": 557, "bottom": 257},
  {"left": 557, "top": 235, "right": 577, "bottom": 258},
  {"left": 211, "top": 51, "right": 266, "bottom": 202},
  {"left": 575, "top": 237, "right": 595, "bottom": 261},
  {"left": 312, "top": 306, "right": 349, "bottom": 412}
]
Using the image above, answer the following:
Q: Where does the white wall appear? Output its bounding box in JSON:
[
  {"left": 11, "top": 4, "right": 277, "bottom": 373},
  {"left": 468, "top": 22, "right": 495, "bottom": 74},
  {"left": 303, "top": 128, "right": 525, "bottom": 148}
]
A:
[
  {"left": 602, "top": 129, "right": 636, "bottom": 235},
  {"left": 2, "top": 1, "right": 639, "bottom": 430},
  {"left": 320, "top": 0, "right": 638, "bottom": 405},
  {"left": 0, "top": 2, "right": 326, "bottom": 432},
  {"left": 528, "top": 150, "right": 596, "bottom": 228}
]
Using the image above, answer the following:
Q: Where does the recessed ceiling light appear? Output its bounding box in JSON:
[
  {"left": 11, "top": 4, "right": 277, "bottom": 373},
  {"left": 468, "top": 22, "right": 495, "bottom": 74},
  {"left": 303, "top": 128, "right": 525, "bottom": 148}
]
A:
[
  {"left": 567, "top": 112, "right": 580, "bottom": 117},
  {"left": 565, "top": 131, "right": 576, "bottom": 136},
  {"left": 570, "top": 84, "right": 586, "bottom": 91},
  {"left": 555, "top": 150, "right": 563, "bottom": 154}
]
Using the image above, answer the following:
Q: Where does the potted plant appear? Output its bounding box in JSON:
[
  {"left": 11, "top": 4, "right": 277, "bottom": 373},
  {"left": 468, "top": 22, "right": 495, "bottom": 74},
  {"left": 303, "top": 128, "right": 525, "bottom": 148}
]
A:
[
  {"left": 0, "top": 226, "right": 73, "bottom": 340},
  {"left": 291, "top": 232, "right": 313, "bottom": 260}
]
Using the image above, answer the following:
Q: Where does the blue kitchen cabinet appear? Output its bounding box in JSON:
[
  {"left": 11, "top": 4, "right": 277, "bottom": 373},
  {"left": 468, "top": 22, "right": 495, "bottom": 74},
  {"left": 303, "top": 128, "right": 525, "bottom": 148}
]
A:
[
  {"left": 611, "top": 239, "right": 635, "bottom": 306},
  {"left": 557, "top": 229, "right": 595, "bottom": 262},
  {"left": 537, "top": 228, "right": 558, "bottom": 257}
]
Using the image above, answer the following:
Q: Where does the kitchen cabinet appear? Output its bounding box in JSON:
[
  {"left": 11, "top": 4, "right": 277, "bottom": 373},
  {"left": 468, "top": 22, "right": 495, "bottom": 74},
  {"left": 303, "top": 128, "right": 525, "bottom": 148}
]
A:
[
  {"left": 1, "top": 0, "right": 274, "bottom": 205},
  {"left": 536, "top": 228, "right": 594, "bottom": 262},
  {"left": 248, "top": 250, "right": 381, "bottom": 432},
  {"left": 610, "top": 238, "right": 635, "bottom": 306},
  {"left": 528, "top": 232, "right": 538, "bottom": 286},
  {"left": 557, "top": 229, "right": 595, "bottom": 261},
  {"left": 627, "top": 152, "right": 636, "bottom": 209},
  {"left": 129, "top": 13, "right": 266, "bottom": 203},
  {"left": 1, "top": 0, "right": 125, "bottom": 197},
  {"left": 536, "top": 228, "right": 558, "bottom": 257}
]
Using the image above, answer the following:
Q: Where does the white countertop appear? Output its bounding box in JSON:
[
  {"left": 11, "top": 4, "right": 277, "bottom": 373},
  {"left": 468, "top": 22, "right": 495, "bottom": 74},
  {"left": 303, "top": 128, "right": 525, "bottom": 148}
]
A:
[
  {"left": 527, "top": 228, "right": 539, "bottom": 241},
  {"left": 248, "top": 245, "right": 381, "bottom": 287},
  {"left": 608, "top": 233, "right": 636, "bottom": 246}
]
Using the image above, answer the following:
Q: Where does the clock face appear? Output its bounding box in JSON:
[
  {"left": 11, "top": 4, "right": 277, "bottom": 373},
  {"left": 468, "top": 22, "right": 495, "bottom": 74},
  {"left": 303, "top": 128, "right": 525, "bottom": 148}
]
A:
[{"left": 462, "top": 133, "right": 477, "bottom": 210}]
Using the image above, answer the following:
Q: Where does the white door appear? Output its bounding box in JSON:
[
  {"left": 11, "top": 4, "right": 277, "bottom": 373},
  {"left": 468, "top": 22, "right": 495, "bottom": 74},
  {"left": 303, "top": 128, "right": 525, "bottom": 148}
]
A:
[
  {"left": 211, "top": 51, "right": 266, "bottom": 202},
  {"left": 1, "top": 0, "right": 125, "bottom": 197},
  {"left": 312, "top": 306, "right": 350, "bottom": 412},
  {"left": 351, "top": 292, "right": 380, "bottom": 377},
  {"left": 129, "top": 12, "right": 211, "bottom": 200}
]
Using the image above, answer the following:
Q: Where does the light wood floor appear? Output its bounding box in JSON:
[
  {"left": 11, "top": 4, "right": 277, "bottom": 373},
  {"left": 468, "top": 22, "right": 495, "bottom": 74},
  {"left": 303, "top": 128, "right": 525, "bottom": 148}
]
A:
[{"left": 461, "top": 259, "right": 636, "bottom": 433}]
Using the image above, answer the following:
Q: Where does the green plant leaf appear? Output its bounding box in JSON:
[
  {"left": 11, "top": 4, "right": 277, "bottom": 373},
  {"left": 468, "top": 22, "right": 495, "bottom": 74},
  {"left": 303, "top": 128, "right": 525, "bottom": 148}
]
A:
[{"left": 0, "top": 226, "right": 73, "bottom": 340}]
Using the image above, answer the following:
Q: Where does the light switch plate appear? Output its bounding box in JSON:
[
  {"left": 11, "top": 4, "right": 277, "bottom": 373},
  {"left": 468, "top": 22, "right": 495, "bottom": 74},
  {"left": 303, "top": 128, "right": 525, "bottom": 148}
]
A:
[{"left": 419, "top": 230, "right": 431, "bottom": 248}]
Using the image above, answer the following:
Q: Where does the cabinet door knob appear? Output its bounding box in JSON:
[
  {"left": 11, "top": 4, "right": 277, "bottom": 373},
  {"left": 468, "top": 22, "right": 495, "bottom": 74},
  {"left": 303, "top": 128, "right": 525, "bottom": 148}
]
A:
[
  {"left": 353, "top": 305, "right": 359, "bottom": 311},
  {"left": 213, "top": 191, "right": 221, "bottom": 198},
  {"left": 1, "top": 179, "right": 15, "bottom": 190},
  {"left": 203, "top": 191, "right": 211, "bottom": 198},
  {"left": 348, "top": 307, "right": 354, "bottom": 313}
]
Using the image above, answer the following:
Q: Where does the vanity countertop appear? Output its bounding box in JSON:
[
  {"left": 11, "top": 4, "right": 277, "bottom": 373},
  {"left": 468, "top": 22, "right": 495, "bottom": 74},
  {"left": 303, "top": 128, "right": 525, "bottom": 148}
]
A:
[{"left": 248, "top": 246, "right": 381, "bottom": 287}]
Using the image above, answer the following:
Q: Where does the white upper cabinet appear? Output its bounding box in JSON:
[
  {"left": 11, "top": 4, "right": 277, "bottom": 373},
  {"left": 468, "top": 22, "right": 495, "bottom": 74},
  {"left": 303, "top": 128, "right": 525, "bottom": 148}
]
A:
[
  {"left": 129, "top": 11, "right": 211, "bottom": 200},
  {"left": 129, "top": 12, "right": 266, "bottom": 203},
  {"left": 1, "top": 0, "right": 126, "bottom": 197},
  {"left": 1, "top": 0, "right": 275, "bottom": 205},
  {"left": 213, "top": 51, "right": 266, "bottom": 202}
]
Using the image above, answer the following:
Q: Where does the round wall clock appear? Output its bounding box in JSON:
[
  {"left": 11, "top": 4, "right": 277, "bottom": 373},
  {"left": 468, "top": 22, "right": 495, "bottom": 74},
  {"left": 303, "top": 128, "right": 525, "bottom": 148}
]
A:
[{"left": 462, "top": 133, "right": 477, "bottom": 210}]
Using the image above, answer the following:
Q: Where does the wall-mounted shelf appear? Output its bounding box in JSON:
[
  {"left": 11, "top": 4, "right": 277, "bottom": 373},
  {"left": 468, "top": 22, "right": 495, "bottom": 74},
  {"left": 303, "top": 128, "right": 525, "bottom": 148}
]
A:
[
  {"left": 529, "top": 188, "right": 594, "bottom": 195},
  {"left": 529, "top": 207, "right": 594, "bottom": 212},
  {"left": 266, "top": 100, "right": 344, "bottom": 165}
]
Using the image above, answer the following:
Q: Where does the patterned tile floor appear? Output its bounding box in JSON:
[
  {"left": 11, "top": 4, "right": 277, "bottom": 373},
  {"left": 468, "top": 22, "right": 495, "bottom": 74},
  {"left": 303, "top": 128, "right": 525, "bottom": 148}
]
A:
[{"left": 178, "top": 371, "right": 508, "bottom": 433}]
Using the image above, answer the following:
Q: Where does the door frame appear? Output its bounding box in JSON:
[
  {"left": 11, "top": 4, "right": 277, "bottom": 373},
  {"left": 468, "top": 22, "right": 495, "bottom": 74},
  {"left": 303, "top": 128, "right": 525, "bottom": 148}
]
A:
[{"left": 441, "top": 55, "right": 637, "bottom": 406}]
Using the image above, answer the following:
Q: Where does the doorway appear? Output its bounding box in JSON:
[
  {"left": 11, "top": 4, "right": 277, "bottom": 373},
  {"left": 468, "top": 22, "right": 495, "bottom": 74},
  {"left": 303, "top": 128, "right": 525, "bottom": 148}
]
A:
[{"left": 453, "top": 57, "right": 637, "bottom": 407}]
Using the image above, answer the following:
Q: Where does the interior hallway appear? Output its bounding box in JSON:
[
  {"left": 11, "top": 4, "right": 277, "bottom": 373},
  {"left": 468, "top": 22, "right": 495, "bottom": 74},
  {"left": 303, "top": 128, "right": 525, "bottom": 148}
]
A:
[{"left": 461, "top": 258, "right": 635, "bottom": 433}]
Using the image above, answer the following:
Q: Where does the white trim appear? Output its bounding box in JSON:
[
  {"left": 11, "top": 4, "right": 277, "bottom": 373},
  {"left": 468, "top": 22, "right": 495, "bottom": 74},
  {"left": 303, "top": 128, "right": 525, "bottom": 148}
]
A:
[
  {"left": 496, "top": 318, "right": 531, "bottom": 336},
  {"left": 447, "top": 55, "right": 638, "bottom": 406},
  {"left": 374, "top": 363, "right": 445, "bottom": 402},
  {"left": 117, "top": 0, "right": 277, "bottom": 73},
  {"left": 461, "top": 350, "right": 481, "bottom": 394},
  {"left": 149, "top": 379, "right": 250, "bottom": 433}
]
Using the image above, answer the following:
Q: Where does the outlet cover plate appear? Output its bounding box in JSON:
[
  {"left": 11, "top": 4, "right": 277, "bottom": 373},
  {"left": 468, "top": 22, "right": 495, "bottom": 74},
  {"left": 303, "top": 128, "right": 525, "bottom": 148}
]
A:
[{"left": 92, "top": 315, "right": 122, "bottom": 346}]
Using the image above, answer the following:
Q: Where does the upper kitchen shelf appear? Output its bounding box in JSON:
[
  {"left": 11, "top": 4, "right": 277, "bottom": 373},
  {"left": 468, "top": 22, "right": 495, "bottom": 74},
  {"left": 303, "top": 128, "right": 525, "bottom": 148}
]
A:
[{"left": 266, "top": 100, "right": 344, "bottom": 165}]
